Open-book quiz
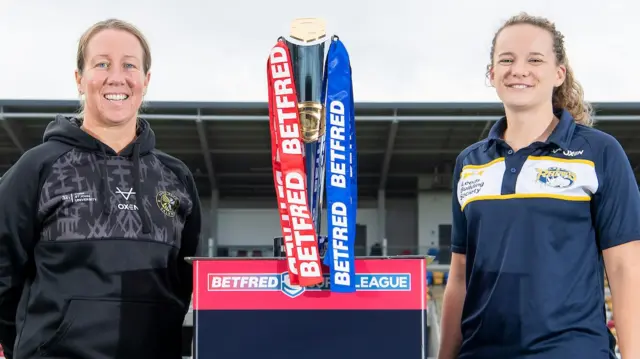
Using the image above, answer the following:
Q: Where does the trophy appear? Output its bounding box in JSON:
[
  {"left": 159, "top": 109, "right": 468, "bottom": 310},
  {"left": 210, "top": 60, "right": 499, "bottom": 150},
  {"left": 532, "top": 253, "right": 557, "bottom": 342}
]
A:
[{"left": 266, "top": 18, "right": 358, "bottom": 293}]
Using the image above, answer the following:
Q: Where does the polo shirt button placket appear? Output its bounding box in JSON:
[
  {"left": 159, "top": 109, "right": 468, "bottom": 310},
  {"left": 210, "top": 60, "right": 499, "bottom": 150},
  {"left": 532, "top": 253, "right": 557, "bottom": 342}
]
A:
[{"left": 506, "top": 149, "right": 517, "bottom": 174}]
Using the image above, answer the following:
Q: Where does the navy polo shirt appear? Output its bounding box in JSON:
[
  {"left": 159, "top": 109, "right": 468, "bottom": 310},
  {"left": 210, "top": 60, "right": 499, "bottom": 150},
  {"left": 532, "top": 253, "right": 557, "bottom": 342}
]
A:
[{"left": 451, "top": 109, "right": 640, "bottom": 359}]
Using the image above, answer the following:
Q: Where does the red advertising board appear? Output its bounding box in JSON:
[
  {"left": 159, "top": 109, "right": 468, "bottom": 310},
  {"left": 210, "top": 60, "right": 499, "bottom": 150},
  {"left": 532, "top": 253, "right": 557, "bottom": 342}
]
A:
[{"left": 192, "top": 257, "right": 428, "bottom": 311}]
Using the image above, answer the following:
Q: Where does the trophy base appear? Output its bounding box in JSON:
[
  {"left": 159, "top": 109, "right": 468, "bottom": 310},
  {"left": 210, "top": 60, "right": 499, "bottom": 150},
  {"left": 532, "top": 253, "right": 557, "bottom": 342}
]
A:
[
  {"left": 273, "top": 235, "right": 328, "bottom": 261},
  {"left": 189, "top": 256, "right": 430, "bottom": 359}
]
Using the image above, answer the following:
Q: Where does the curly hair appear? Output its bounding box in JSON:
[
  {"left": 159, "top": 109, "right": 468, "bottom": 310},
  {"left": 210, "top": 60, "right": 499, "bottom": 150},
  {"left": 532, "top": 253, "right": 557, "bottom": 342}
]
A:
[{"left": 486, "top": 13, "right": 594, "bottom": 127}]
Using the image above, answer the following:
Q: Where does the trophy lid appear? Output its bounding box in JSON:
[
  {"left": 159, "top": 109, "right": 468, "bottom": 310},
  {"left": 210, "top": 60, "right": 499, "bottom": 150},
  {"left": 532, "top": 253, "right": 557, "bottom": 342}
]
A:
[{"left": 290, "top": 18, "right": 327, "bottom": 43}]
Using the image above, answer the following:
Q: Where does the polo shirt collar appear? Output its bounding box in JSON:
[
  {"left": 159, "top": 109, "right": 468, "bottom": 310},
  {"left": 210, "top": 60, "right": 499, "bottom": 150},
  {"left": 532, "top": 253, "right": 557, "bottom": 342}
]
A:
[{"left": 484, "top": 108, "right": 576, "bottom": 151}]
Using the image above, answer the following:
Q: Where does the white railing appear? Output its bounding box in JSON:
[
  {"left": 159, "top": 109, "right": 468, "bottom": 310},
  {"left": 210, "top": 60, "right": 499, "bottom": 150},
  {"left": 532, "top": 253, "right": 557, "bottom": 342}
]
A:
[{"left": 428, "top": 297, "right": 441, "bottom": 358}]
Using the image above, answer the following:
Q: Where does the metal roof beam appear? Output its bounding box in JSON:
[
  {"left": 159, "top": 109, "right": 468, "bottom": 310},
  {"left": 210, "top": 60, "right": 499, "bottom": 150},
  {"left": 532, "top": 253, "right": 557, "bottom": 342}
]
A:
[
  {"left": 184, "top": 148, "right": 463, "bottom": 155},
  {"left": 4, "top": 111, "right": 640, "bottom": 122},
  {"left": 195, "top": 109, "right": 217, "bottom": 189},
  {"left": 379, "top": 115, "right": 398, "bottom": 190},
  {"left": 206, "top": 149, "right": 461, "bottom": 155},
  {"left": 211, "top": 172, "right": 416, "bottom": 178},
  {"left": 220, "top": 183, "right": 401, "bottom": 190},
  {"left": 0, "top": 147, "right": 459, "bottom": 155},
  {"left": 2, "top": 99, "right": 639, "bottom": 114},
  {"left": 22, "top": 146, "right": 640, "bottom": 156},
  {"left": 0, "top": 107, "right": 25, "bottom": 154}
]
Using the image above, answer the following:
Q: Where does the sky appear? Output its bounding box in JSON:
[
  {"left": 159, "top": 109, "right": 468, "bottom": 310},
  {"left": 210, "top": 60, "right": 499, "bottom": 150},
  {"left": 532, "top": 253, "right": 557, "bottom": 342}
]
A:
[{"left": 0, "top": 0, "right": 637, "bottom": 103}]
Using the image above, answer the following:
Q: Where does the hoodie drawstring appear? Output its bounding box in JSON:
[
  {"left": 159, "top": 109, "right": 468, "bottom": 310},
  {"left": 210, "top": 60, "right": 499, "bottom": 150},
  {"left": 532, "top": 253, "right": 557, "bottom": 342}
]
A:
[
  {"left": 133, "top": 143, "right": 151, "bottom": 234},
  {"left": 100, "top": 146, "right": 111, "bottom": 215}
]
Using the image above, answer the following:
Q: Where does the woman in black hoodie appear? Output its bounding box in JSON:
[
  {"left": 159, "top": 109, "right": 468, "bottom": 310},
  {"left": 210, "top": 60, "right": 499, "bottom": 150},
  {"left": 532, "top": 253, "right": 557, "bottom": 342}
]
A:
[{"left": 0, "top": 19, "right": 201, "bottom": 359}]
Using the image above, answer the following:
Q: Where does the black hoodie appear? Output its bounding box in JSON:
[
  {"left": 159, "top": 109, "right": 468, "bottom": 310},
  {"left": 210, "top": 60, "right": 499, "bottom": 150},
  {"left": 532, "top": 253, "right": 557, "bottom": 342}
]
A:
[{"left": 0, "top": 116, "right": 201, "bottom": 359}]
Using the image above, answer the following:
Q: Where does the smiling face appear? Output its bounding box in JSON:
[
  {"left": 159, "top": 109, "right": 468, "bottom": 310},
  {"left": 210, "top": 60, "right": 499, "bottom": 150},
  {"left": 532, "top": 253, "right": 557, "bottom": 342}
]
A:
[
  {"left": 489, "top": 23, "right": 566, "bottom": 112},
  {"left": 75, "top": 28, "right": 150, "bottom": 127}
]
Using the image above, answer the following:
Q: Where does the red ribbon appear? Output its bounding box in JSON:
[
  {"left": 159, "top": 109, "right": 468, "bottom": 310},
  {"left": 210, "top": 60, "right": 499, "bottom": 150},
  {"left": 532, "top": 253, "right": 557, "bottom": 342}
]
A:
[{"left": 267, "top": 41, "right": 324, "bottom": 287}]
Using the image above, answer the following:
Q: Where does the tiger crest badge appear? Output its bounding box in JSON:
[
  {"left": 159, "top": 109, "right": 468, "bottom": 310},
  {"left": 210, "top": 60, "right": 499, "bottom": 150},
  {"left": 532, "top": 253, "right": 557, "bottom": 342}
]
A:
[{"left": 156, "top": 191, "right": 180, "bottom": 217}]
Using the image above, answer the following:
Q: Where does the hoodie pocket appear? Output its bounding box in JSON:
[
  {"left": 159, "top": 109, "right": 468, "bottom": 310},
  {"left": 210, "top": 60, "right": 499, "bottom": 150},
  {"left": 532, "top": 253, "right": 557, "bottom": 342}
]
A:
[{"left": 38, "top": 297, "right": 185, "bottom": 358}]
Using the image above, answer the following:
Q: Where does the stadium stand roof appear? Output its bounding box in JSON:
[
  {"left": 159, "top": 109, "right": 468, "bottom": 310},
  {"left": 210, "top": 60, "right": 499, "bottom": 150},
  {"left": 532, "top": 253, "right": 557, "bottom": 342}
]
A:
[{"left": 1, "top": 99, "right": 640, "bottom": 199}]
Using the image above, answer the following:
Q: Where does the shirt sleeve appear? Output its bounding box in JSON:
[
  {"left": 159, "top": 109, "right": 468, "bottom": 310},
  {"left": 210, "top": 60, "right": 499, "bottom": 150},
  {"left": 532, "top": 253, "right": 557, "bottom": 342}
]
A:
[
  {"left": 592, "top": 136, "right": 640, "bottom": 250},
  {"left": 0, "top": 154, "right": 41, "bottom": 359},
  {"left": 177, "top": 172, "right": 202, "bottom": 313},
  {"left": 451, "top": 155, "right": 467, "bottom": 254}
]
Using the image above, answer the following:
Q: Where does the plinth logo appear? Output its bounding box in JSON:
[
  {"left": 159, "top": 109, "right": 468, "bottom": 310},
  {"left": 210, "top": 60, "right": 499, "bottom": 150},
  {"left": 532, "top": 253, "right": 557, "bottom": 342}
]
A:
[{"left": 280, "top": 272, "right": 305, "bottom": 298}]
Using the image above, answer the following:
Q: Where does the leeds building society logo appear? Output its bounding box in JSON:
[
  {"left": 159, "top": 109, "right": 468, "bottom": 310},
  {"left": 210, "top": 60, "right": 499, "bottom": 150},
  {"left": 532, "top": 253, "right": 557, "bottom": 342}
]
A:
[
  {"left": 155, "top": 191, "right": 180, "bottom": 217},
  {"left": 461, "top": 169, "right": 484, "bottom": 179},
  {"left": 458, "top": 168, "right": 485, "bottom": 203},
  {"left": 535, "top": 167, "right": 576, "bottom": 189}
]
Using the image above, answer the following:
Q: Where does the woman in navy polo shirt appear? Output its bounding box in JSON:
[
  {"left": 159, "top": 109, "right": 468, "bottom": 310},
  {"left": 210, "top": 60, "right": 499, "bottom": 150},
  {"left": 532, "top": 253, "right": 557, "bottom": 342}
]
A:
[{"left": 438, "top": 12, "right": 640, "bottom": 359}]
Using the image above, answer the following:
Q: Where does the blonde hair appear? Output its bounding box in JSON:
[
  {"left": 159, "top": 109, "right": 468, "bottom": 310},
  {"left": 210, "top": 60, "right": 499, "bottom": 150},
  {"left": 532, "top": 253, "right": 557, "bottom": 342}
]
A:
[
  {"left": 76, "top": 18, "right": 152, "bottom": 118},
  {"left": 486, "top": 12, "right": 594, "bottom": 127}
]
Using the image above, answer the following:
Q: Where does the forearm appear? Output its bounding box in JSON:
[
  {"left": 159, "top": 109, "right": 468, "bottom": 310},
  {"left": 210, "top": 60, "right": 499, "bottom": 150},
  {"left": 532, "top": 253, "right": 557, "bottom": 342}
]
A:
[
  {"left": 608, "top": 267, "right": 640, "bottom": 358},
  {"left": 437, "top": 279, "right": 466, "bottom": 359}
]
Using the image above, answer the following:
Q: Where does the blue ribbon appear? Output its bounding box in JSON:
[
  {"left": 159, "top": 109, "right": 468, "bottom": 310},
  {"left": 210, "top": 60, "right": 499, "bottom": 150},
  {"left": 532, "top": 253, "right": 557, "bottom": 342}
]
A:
[{"left": 322, "top": 38, "right": 357, "bottom": 293}]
